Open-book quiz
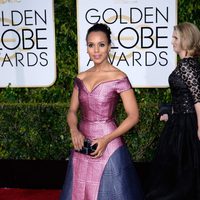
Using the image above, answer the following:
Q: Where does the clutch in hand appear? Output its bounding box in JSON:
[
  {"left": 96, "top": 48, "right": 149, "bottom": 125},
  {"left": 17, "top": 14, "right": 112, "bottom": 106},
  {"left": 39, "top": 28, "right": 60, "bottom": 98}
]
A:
[{"left": 75, "top": 139, "right": 97, "bottom": 155}]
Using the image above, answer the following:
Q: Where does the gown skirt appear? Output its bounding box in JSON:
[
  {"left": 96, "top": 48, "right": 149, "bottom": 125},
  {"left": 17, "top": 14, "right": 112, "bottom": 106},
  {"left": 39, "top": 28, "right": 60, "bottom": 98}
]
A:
[
  {"left": 60, "top": 120, "right": 144, "bottom": 200},
  {"left": 145, "top": 112, "right": 200, "bottom": 200}
]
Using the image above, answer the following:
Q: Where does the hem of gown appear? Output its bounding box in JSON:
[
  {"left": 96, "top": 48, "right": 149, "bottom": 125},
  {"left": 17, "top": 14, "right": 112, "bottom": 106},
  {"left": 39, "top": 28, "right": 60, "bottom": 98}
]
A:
[
  {"left": 59, "top": 146, "right": 144, "bottom": 200},
  {"left": 97, "top": 145, "right": 144, "bottom": 200},
  {"left": 145, "top": 113, "right": 200, "bottom": 200}
]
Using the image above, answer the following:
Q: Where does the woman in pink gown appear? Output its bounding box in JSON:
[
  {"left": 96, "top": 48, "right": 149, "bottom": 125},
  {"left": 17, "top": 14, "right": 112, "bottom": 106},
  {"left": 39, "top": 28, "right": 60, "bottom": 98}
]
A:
[{"left": 60, "top": 23, "right": 144, "bottom": 200}]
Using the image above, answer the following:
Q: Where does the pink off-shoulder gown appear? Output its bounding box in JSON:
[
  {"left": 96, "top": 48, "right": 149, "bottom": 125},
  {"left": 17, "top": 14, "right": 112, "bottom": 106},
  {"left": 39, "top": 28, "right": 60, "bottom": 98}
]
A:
[{"left": 60, "top": 76, "right": 144, "bottom": 200}]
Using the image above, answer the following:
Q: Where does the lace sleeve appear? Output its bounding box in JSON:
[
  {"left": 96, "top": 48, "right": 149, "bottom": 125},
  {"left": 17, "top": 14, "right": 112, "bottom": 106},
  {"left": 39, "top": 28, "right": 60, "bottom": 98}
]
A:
[{"left": 179, "top": 58, "right": 200, "bottom": 104}]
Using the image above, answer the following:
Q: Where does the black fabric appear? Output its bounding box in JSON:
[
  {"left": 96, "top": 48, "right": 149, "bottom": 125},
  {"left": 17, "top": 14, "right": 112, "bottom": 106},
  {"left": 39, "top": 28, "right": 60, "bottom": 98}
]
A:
[
  {"left": 145, "top": 57, "right": 200, "bottom": 200},
  {"left": 158, "top": 103, "right": 172, "bottom": 117},
  {"left": 170, "top": 57, "right": 200, "bottom": 114}
]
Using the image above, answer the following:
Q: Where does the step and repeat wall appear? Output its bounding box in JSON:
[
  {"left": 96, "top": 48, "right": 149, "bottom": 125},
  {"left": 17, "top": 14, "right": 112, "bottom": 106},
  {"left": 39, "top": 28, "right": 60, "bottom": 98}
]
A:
[
  {"left": 0, "top": 0, "right": 56, "bottom": 87},
  {"left": 77, "top": 0, "right": 177, "bottom": 87}
]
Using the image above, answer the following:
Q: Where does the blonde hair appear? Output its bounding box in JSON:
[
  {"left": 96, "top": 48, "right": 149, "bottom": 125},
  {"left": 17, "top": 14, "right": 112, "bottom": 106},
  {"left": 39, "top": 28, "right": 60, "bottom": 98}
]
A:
[{"left": 174, "top": 22, "right": 200, "bottom": 57}]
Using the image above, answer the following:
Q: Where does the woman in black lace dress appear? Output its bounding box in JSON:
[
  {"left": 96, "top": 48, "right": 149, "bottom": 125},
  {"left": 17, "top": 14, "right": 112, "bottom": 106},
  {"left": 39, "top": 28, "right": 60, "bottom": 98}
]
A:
[{"left": 145, "top": 22, "right": 200, "bottom": 200}]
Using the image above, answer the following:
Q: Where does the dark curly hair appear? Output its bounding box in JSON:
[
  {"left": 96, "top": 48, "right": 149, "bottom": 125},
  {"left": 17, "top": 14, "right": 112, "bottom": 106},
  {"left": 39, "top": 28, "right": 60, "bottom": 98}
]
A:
[{"left": 86, "top": 23, "right": 112, "bottom": 44}]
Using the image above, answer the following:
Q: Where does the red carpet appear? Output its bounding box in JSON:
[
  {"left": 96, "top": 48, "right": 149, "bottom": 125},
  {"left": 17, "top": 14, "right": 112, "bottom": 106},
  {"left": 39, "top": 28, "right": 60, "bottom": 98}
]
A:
[{"left": 0, "top": 188, "right": 61, "bottom": 200}]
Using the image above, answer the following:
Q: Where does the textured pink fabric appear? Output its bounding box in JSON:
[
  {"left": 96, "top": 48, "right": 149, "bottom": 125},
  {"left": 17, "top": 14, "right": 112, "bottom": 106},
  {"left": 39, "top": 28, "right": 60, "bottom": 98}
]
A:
[{"left": 71, "top": 77, "right": 132, "bottom": 200}]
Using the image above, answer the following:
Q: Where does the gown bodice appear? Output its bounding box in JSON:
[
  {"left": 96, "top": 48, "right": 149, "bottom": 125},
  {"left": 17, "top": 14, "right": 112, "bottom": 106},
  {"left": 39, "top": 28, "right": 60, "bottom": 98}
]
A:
[
  {"left": 74, "top": 76, "right": 132, "bottom": 122},
  {"left": 169, "top": 57, "right": 200, "bottom": 113}
]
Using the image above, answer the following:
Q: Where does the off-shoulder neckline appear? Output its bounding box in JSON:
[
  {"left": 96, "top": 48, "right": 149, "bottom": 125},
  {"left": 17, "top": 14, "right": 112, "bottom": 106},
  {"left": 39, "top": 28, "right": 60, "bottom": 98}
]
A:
[{"left": 75, "top": 76, "right": 128, "bottom": 93}]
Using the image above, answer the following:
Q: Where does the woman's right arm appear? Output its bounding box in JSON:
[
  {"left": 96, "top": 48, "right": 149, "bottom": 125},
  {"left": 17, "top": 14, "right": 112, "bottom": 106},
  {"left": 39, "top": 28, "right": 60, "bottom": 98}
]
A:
[{"left": 67, "top": 87, "right": 85, "bottom": 150}]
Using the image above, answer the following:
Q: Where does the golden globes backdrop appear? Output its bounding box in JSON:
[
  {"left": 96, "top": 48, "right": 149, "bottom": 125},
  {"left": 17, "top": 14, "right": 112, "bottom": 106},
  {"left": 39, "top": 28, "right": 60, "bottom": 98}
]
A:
[
  {"left": 0, "top": 0, "right": 56, "bottom": 87},
  {"left": 77, "top": 0, "right": 177, "bottom": 87}
]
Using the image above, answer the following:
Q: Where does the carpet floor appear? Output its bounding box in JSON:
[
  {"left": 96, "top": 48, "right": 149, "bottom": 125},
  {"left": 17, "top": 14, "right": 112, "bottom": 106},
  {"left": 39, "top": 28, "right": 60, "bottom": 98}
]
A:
[{"left": 0, "top": 188, "right": 61, "bottom": 200}]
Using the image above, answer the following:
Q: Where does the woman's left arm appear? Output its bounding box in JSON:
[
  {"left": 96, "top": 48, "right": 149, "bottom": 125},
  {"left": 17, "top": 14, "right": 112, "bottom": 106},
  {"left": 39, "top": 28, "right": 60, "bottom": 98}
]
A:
[
  {"left": 91, "top": 89, "right": 139, "bottom": 158},
  {"left": 104, "top": 89, "right": 139, "bottom": 142},
  {"left": 194, "top": 102, "right": 200, "bottom": 140}
]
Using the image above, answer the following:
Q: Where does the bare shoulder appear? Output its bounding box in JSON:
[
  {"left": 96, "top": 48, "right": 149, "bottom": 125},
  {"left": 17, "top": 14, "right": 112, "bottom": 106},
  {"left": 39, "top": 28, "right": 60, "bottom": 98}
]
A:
[
  {"left": 111, "top": 66, "right": 127, "bottom": 79},
  {"left": 77, "top": 67, "right": 96, "bottom": 80},
  {"left": 76, "top": 72, "right": 85, "bottom": 80}
]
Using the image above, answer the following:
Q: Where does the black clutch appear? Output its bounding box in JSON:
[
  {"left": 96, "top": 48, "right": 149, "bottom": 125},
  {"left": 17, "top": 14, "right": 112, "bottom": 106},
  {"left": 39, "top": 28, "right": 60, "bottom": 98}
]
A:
[{"left": 75, "top": 139, "right": 97, "bottom": 155}]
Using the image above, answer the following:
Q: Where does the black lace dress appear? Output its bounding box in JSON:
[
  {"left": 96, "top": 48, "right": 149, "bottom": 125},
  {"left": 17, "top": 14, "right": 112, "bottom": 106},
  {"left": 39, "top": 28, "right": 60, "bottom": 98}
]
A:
[{"left": 145, "top": 57, "right": 200, "bottom": 200}]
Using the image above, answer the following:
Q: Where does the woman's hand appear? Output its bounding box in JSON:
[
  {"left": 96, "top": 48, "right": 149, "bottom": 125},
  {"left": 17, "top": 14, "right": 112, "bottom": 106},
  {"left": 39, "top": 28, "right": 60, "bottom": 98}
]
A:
[
  {"left": 70, "top": 130, "right": 85, "bottom": 151},
  {"left": 90, "top": 136, "right": 109, "bottom": 158},
  {"left": 160, "top": 114, "right": 169, "bottom": 122}
]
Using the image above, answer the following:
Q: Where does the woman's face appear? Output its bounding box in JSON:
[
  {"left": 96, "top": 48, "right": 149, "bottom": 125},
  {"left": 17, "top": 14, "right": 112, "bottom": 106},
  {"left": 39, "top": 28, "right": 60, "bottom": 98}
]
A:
[
  {"left": 87, "top": 31, "right": 110, "bottom": 65},
  {"left": 171, "top": 30, "right": 183, "bottom": 55}
]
